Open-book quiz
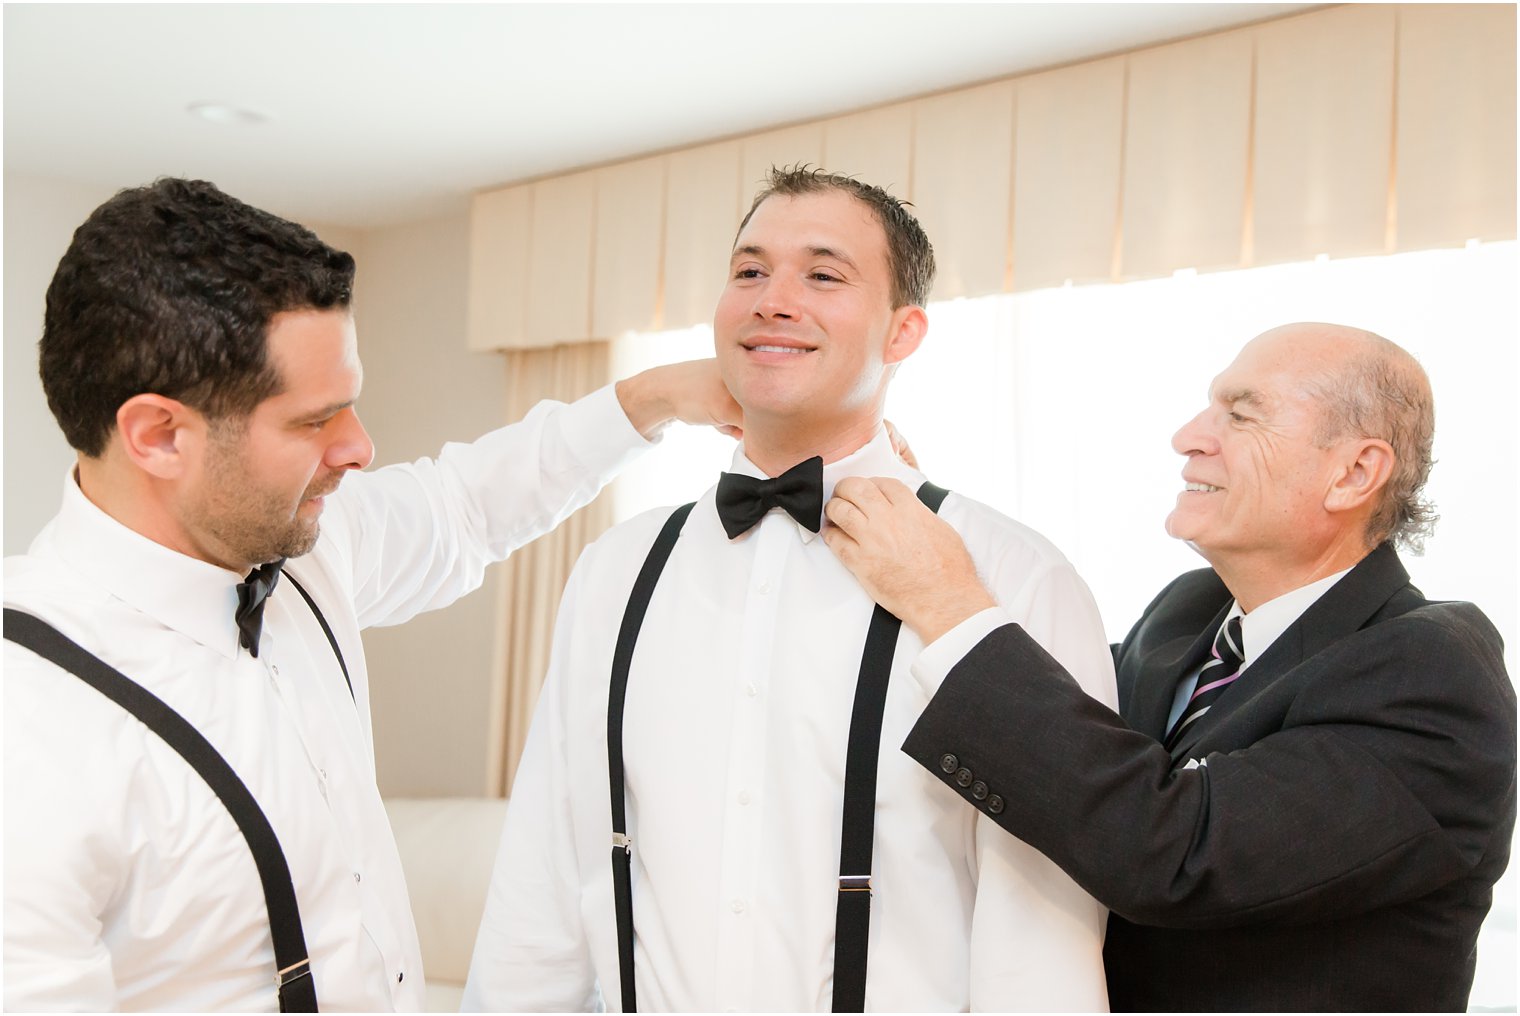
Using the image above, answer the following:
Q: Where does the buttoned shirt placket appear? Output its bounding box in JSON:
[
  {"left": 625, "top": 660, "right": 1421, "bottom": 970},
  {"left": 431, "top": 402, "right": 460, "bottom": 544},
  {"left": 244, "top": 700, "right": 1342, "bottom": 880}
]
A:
[
  {"left": 711, "top": 510, "right": 795, "bottom": 1011},
  {"left": 254, "top": 620, "right": 414, "bottom": 1002}
]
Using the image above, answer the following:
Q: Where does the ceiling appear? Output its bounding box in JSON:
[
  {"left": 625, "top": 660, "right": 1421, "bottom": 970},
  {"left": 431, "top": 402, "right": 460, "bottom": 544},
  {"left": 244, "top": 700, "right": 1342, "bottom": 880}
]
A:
[{"left": 4, "top": 3, "right": 1314, "bottom": 229}]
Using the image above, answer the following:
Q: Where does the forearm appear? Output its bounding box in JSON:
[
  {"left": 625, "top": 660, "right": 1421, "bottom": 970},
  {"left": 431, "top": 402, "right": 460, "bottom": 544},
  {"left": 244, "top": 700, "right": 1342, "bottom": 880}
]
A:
[
  {"left": 337, "top": 384, "right": 647, "bottom": 628},
  {"left": 904, "top": 622, "right": 1480, "bottom": 929}
]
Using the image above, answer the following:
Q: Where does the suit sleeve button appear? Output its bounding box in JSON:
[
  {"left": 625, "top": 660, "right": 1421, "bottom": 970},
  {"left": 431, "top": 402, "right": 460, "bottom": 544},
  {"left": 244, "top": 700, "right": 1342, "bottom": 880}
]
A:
[
  {"left": 939, "top": 753, "right": 958, "bottom": 774},
  {"left": 986, "top": 794, "right": 1005, "bottom": 815},
  {"left": 955, "top": 767, "right": 974, "bottom": 788},
  {"left": 970, "top": 781, "right": 989, "bottom": 800}
]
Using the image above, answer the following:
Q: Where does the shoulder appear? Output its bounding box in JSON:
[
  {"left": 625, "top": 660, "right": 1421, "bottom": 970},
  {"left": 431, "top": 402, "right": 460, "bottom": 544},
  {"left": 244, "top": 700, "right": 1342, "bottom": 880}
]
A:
[
  {"left": 937, "top": 491, "right": 1080, "bottom": 578},
  {"left": 562, "top": 499, "right": 708, "bottom": 594},
  {"left": 1360, "top": 598, "right": 1511, "bottom": 694}
]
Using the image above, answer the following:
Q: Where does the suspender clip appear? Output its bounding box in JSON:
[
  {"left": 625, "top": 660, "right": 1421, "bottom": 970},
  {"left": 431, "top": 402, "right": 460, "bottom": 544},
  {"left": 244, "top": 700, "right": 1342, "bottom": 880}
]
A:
[
  {"left": 612, "top": 832, "right": 633, "bottom": 854},
  {"left": 277, "top": 957, "right": 312, "bottom": 987},
  {"left": 838, "top": 874, "right": 871, "bottom": 893}
]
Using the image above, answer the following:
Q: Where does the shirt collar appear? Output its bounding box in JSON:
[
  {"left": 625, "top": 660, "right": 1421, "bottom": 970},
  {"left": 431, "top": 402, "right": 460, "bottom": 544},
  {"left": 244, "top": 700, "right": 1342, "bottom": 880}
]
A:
[
  {"left": 1229, "top": 567, "right": 1353, "bottom": 672},
  {"left": 48, "top": 469, "right": 250, "bottom": 660},
  {"left": 727, "top": 427, "right": 923, "bottom": 544}
]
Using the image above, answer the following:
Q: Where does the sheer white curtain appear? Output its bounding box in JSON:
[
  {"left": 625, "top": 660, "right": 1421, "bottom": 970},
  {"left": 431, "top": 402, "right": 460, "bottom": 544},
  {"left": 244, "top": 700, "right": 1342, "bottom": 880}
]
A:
[{"left": 611, "top": 242, "right": 1517, "bottom": 1008}]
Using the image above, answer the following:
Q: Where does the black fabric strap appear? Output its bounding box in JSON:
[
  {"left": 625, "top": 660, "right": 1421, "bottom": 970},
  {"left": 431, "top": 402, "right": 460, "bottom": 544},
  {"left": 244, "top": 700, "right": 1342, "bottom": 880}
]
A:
[
  {"left": 283, "top": 571, "right": 354, "bottom": 701},
  {"left": 608, "top": 501, "right": 695, "bottom": 1013},
  {"left": 831, "top": 480, "right": 948, "bottom": 1013},
  {"left": 606, "top": 482, "right": 950, "bottom": 1014},
  {"left": 3, "top": 608, "right": 319, "bottom": 1012}
]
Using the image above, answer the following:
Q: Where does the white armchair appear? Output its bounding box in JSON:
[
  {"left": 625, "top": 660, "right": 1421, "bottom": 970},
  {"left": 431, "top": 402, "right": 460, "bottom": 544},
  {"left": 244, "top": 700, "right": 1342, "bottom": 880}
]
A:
[{"left": 384, "top": 796, "right": 509, "bottom": 1012}]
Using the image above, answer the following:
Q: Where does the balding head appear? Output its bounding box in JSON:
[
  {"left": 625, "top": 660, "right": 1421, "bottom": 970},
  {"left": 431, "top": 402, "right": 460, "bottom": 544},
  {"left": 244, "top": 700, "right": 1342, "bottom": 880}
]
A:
[
  {"left": 1264, "top": 323, "right": 1438, "bottom": 551},
  {"left": 1168, "top": 322, "right": 1437, "bottom": 607}
]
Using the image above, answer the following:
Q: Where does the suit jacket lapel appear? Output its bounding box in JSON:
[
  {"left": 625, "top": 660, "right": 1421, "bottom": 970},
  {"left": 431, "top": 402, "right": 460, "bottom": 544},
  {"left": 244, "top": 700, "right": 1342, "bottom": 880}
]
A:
[
  {"left": 1132, "top": 601, "right": 1232, "bottom": 742},
  {"left": 1169, "top": 544, "right": 1411, "bottom": 757}
]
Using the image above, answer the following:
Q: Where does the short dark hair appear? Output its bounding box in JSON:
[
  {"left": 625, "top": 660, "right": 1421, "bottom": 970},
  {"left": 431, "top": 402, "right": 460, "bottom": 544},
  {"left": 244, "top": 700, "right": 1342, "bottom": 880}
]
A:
[
  {"left": 40, "top": 177, "right": 356, "bottom": 456},
  {"left": 736, "top": 165, "right": 935, "bottom": 308}
]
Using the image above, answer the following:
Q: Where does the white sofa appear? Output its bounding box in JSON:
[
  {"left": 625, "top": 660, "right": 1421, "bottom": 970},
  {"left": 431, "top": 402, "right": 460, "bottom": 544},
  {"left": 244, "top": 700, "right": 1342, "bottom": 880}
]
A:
[{"left": 384, "top": 796, "right": 509, "bottom": 1012}]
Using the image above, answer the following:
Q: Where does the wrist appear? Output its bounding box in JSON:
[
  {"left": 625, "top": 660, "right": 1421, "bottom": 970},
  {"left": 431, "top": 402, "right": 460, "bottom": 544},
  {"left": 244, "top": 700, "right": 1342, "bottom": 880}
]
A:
[
  {"left": 614, "top": 370, "right": 673, "bottom": 440},
  {"left": 910, "top": 588, "right": 997, "bottom": 645}
]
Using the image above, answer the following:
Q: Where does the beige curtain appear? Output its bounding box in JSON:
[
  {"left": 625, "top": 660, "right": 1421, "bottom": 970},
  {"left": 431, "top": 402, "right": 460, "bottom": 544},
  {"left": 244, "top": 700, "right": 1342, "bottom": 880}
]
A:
[
  {"left": 485, "top": 340, "right": 615, "bottom": 797},
  {"left": 469, "top": 4, "right": 1515, "bottom": 351}
]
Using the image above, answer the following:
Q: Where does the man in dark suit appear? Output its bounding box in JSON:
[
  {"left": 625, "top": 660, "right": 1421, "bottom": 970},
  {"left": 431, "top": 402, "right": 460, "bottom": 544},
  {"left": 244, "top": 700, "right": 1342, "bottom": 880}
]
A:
[{"left": 822, "top": 322, "right": 1516, "bottom": 1011}]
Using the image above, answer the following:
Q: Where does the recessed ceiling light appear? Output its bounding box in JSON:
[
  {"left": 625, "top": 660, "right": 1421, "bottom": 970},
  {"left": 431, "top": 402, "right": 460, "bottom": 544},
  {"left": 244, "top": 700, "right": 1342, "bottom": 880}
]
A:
[{"left": 186, "top": 102, "right": 268, "bottom": 126}]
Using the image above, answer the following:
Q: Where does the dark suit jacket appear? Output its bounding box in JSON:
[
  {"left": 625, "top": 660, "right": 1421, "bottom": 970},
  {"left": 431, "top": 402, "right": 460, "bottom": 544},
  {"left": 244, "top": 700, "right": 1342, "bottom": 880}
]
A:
[{"left": 903, "top": 544, "right": 1515, "bottom": 1011}]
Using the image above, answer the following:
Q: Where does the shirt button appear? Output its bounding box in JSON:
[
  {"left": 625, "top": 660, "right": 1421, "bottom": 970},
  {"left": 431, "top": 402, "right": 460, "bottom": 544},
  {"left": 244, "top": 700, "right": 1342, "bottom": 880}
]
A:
[
  {"left": 271, "top": 665, "right": 280, "bottom": 675},
  {"left": 738, "top": 790, "right": 751, "bottom": 805},
  {"left": 746, "top": 683, "right": 758, "bottom": 698},
  {"left": 939, "top": 753, "right": 958, "bottom": 774},
  {"left": 757, "top": 581, "right": 772, "bottom": 595},
  {"left": 730, "top": 898, "right": 746, "bottom": 914},
  {"left": 955, "top": 767, "right": 974, "bottom": 788},
  {"left": 987, "top": 795, "right": 1006, "bottom": 815},
  {"left": 970, "top": 781, "right": 989, "bottom": 801},
  {"left": 353, "top": 871, "right": 362, "bottom": 883}
]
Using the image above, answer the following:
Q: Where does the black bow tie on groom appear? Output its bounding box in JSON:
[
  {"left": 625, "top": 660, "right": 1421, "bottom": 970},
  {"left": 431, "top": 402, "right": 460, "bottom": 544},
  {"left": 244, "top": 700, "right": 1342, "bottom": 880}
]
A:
[
  {"left": 235, "top": 558, "right": 286, "bottom": 658},
  {"left": 715, "top": 456, "right": 825, "bottom": 539}
]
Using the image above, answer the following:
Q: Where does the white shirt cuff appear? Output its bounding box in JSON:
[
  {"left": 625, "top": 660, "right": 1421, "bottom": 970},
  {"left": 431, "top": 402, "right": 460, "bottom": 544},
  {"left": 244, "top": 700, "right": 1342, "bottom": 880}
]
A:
[
  {"left": 562, "top": 382, "right": 659, "bottom": 469},
  {"left": 910, "top": 606, "right": 1014, "bottom": 699}
]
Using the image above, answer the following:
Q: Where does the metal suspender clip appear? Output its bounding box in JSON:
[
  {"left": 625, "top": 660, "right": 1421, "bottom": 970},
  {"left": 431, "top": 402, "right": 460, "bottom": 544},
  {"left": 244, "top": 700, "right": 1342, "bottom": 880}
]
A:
[
  {"left": 838, "top": 874, "right": 871, "bottom": 893},
  {"left": 277, "top": 958, "right": 312, "bottom": 987},
  {"left": 613, "top": 833, "right": 633, "bottom": 854}
]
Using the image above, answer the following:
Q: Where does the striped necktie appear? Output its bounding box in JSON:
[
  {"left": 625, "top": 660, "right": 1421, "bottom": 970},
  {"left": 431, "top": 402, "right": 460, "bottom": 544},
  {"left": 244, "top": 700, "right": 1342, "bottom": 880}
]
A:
[{"left": 1164, "top": 615, "right": 1245, "bottom": 751}]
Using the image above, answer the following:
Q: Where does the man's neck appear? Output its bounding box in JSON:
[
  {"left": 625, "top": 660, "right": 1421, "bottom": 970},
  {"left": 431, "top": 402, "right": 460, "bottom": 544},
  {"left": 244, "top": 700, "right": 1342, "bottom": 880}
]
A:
[
  {"left": 76, "top": 454, "right": 244, "bottom": 573},
  {"left": 740, "top": 414, "right": 881, "bottom": 477},
  {"left": 1209, "top": 534, "right": 1375, "bottom": 613}
]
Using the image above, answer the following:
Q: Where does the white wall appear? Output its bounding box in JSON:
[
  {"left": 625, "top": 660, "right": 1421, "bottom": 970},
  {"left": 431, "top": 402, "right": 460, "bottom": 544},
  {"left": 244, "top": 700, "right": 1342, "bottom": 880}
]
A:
[
  {"left": 3, "top": 173, "right": 500, "bottom": 797},
  {"left": 3, "top": 172, "right": 114, "bottom": 554},
  {"left": 349, "top": 210, "right": 508, "bottom": 798}
]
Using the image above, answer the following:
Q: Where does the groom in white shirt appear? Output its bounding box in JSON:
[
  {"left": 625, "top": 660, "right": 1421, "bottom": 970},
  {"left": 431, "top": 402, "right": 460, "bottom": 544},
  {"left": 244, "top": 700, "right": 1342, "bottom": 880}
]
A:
[{"left": 464, "top": 166, "right": 1117, "bottom": 1011}]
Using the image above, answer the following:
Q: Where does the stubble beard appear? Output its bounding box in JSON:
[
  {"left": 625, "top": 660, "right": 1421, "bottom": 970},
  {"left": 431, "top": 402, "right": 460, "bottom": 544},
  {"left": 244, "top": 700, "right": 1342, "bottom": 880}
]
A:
[{"left": 196, "top": 433, "right": 337, "bottom": 568}]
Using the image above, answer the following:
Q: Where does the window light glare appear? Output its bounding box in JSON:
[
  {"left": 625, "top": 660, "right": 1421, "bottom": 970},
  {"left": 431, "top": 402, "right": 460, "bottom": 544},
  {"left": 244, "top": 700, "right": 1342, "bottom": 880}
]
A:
[
  {"left": 1314, "top": 253, "right": 1330, "bottom": 264},
  {"left": 187, "top": 102, "right": 268, "bottom": 126}
]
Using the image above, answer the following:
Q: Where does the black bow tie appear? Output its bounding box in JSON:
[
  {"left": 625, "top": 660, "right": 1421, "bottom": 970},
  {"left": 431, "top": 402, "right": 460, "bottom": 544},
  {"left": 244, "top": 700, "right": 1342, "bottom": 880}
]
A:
[
  {"left": 715, "top": 456, "right": 825, "bottom": 539},
  {"left": 235, "top": 558, "right": 286, "bottom": 658}
]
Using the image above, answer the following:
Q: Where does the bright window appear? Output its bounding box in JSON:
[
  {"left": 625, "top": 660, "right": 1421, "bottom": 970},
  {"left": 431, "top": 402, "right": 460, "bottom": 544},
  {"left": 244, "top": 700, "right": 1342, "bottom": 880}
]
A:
[{"left": 611, "top": 242, "right": 1518, "bottom": 1008}]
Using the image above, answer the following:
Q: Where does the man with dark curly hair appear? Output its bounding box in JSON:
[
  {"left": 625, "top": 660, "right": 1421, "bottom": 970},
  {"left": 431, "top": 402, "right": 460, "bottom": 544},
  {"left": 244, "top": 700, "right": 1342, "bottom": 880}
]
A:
[
  {"left": 826, "top": 322, "right": 1516, "bottom": 1011},
  {"left": 3, "top": 177, "right": 741, "bottom": 1011}
]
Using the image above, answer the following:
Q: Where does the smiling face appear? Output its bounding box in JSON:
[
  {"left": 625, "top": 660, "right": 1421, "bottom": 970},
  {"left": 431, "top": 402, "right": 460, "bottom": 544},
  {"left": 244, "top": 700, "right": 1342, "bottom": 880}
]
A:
[
  {"left": 180, "top": 308, "right": 374, "bottom": 568},
  {"left": 1165, "top": 328, "right": 1349, "bottom": 574},
  {"left": 713, "top": 190, "right": 924, "bottom": 459}
]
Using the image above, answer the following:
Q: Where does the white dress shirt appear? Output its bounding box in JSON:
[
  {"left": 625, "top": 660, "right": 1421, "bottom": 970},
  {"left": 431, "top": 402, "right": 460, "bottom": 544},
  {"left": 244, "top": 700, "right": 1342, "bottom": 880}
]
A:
[
  {"left": 1161, "top": 567, "right": 1353, "bottom": 731},
  {"left": 3, "top": 385, "right": 649, "bottom": 1013},
  {"left": 463, "top": 428, "right": 1117, "bottom": 1013}
]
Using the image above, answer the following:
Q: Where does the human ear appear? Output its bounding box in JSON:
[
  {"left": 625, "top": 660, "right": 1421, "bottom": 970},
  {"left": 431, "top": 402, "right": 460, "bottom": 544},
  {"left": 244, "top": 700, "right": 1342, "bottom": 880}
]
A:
[
  {"left": 114, "top": 394, "right": 201, "bottom": 480},
  {"left": 1325, "top": 438, "right": 1395, "bottom": 515},
  {"left": 883, "top": 305, "right": 928, "bottom": 366}
]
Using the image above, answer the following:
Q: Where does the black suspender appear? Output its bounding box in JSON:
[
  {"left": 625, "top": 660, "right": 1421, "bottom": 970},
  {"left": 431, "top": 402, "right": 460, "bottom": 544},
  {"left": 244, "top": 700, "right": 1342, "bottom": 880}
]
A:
[
  {"left": 832, "top": 479, "right": 948, "bottom": 1011},
  {"left": 2, "top": 575, "right": 353, "bottom": 1013},
  {"left": 607, "top": 501, "right": 695, "bottom": 1014},
  {"left": 284, "top": 571, "right": 354, "bottom": 701},
  {"left": 607, "top": 482, "right": 950, "bottom": 1013}
]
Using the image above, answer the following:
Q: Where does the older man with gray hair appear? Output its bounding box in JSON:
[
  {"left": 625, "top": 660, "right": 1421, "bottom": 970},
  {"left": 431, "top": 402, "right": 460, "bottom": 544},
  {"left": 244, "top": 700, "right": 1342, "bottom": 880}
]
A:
[{"left": 825, "top": 322, "right": 1515, "bottom": 1012}]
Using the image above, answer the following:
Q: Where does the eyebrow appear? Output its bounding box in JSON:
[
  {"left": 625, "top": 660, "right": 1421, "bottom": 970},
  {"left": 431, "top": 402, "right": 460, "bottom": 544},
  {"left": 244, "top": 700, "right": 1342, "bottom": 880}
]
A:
[
  {"left": 1215, "top": 387, "right": 1268, "bottom": 411},
  {"left": 292, "top": 399, "right": 355, "bottom": 425},
  {"left": 729, "top": 243, "right": 861, "bottom": 272}
]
